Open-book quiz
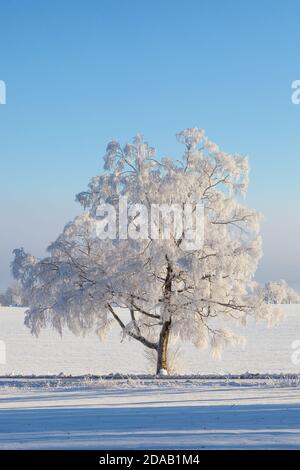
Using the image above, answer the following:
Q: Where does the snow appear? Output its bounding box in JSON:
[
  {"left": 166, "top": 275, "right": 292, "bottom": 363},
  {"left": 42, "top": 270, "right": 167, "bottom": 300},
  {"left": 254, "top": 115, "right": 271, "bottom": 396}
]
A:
[
  {"left": 1, "top": 307, "right": 300, "bottom": 449},
  {"left": 1, "top": 306, "right": 300, "bottom": 376},
  {"left": 0, "top": 378, "right": 300, "bottom": 449}
]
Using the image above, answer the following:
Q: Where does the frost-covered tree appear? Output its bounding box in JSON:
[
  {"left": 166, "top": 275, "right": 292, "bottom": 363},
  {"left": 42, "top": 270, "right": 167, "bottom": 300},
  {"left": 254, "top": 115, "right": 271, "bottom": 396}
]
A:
[
  {"left": 263, "top": 280, "right": 300, "bottom": 304},
  {"left": 12, "top": 128, "right": 291, "bottom": 374},
  {"left": 0, "top": 282, "right": 28, "bottom": 307}
]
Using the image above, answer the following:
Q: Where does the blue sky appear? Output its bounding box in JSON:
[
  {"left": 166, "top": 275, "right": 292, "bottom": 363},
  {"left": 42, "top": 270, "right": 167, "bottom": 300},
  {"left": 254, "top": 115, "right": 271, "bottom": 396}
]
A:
[{"left": 0, "top": 0, "right": 300, "bottom": 289}]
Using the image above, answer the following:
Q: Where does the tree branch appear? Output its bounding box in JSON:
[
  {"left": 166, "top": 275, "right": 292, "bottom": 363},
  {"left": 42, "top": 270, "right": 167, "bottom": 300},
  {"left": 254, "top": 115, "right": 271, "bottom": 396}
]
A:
[{"left": 107, "top": 304, "right": 158, "bottom": 350}]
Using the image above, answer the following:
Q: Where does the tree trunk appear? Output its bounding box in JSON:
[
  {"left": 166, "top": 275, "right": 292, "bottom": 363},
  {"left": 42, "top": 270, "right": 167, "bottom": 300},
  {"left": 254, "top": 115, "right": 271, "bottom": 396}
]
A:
[{"left": 156, "top": 320, "right": 171, "bottom": 374}]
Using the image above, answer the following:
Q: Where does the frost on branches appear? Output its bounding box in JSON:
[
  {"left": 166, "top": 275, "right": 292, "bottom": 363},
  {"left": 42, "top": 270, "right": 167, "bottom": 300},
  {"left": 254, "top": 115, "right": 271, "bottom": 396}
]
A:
[
  {"left": 11, "top": 128, "right": 298, "bottom": 374},
  {"left": 0, "top": 282, "right": 28, "bottom": 307},
  {"left": 263, "top": 280, "right": 300, "bottom": 305}
]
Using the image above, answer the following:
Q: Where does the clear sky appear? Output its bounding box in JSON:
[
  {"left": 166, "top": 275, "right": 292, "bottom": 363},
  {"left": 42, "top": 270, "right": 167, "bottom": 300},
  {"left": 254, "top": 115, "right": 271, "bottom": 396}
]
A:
[{"left": 0, "top": 0, "right": 300, "bottom": 290}]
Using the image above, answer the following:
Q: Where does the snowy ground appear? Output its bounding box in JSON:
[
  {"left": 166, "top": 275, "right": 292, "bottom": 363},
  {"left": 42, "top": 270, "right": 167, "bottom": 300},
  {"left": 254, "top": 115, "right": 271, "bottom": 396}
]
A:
[
  {"left": 1, "top": 378, "right": 300, "bottom": 449},
  {"left": 1, "top": 306, "right": 300, "bottom": 375},
  {"left": 1, "top": 306, "right": 300, "bottom": 449}
]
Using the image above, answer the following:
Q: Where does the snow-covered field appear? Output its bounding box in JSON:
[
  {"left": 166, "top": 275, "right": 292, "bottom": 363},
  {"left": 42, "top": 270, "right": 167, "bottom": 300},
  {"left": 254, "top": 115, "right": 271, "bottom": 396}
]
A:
[
  {"left": 1, "top": 378, "right": 300, "bottom": 449},
  {"left": 1, "top": 306, "right": 300, "bottom": 449},
  {"left": 0, "top": 306, "right": 300, "bottom": 376}
]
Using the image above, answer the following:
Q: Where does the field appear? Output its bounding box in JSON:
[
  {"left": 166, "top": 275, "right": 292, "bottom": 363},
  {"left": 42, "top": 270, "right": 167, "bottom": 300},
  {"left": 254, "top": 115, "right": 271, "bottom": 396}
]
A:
[
  {"left": 1, "top": 306, "right": 300, "bottom": 449},
  {"left": 1, "top": 377, "right": 300, "bottom": 449},
  {"left": 1, "top": 306, "right": 300, "bottom": 376}
]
